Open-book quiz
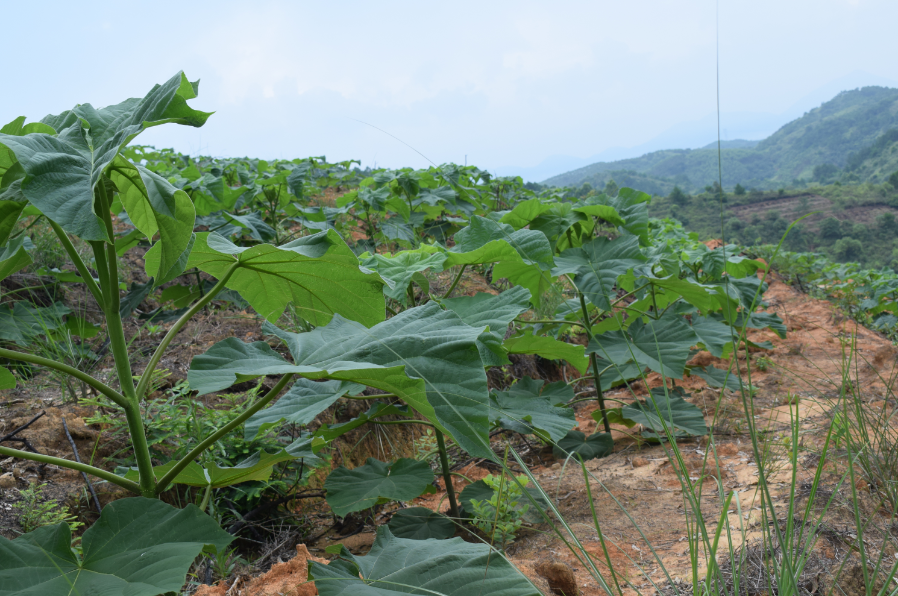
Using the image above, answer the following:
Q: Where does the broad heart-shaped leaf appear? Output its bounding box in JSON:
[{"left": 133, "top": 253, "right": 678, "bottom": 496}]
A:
[
  {"left": 325, "top": 458, "right": 434, "bottom": 517},
  {"left": 444, "top": 216, "right": 555, "bottom": 304},
  {"left": 189, "top": 302, "right": 493, "bottom": 459},
  {"left": 499, "top": 197, "right": 555, "bottom": 229},
  {"left": 689, "top": 365, "right": 744, "bottom": 392},
  {"left": 387, "top": 507, "right": 456, "bottom": 540},
  {"left": 0, "top": 366, "right": 15, "bottom": 389},
  {"left": 503, "top": 329, "right": 590, "bottom": 373},
  {"left": 552, "top": 430, "right": 614, "bottom": 461},
  {"left": 0, "top": 237, "right": 31, "bottom": 282},
  {"left": 441, "top": 286, "right": 531, "bottom": 366},
  {"left": 187, "top": 230, "right": 385, "bottom": 326},
  {"left": 0, "top": 72, "right": 210, "bottom": 241},
  {"left": 647, "top": 275, "right": 719, "bottom": 313},
  {"left": 361, "top": 250, "right": 448, "bottom": 302},
  {"left": 692, "top": 315, "right": 739, "bottom": 358},
  {"left": 448, "top": 216, "right": 553, "bottom": 269},
  {"left": 489, "top": 380, "right": 576, "bottom": 442},
  {"left": 108, "top": 156, "right": 195, "bottom": 281},
  {"left": 0, "top": 198, "right": 26, "bottom": 247},
  {"left": 587, "top": 312, "right": 699, "bottom": 379},
  {"left": 555, "top": 234, "right": 647, "bottom": 310},
  {"left": 0, "top": 497, "right": 232, "bottom": 596},
  {"left": 610, "top": 188, "right": 651, "bottom": 245},
  {"left": 621, "top": 387, "right": 708, "bottom": 437},
  {"left": 223, "top": 210, "right": 277, "bottom": 242},
  {"left": 245, "top": 378, "right": 362, "bottom": 440},
  {"left": 0, "top": 301, "right": 69, "bottom": 346},
  {"left": 124, "top": 438, "right": 317, "bottom": 489},
  {"left": 310, "top": 526, "right": 540, "bottom": 596}
]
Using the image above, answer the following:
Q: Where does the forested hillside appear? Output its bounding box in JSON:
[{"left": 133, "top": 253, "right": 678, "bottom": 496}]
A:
[{"left": 546, "top": 86, "right": 898, "bottom": 192}]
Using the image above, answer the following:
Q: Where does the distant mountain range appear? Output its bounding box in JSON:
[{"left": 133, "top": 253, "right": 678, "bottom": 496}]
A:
[{"left": 541, "top": 86, "right": 898, "bottom": 195}]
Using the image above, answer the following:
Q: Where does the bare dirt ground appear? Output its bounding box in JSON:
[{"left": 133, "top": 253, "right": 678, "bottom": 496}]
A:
[{"left": 3, "top": 254, "right": 897, "bottom": 594}]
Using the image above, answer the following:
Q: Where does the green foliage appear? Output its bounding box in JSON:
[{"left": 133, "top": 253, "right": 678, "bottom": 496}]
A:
[
  {"left": 324, "top": 458, "right": 435, "bottom": 517},
  {"left": 311, "top": 526, "right": 541, "bottom": 595},
  {"left": 468, "top": 473, "right": 530, "bottom": 551},
  {"left": 387, "top": 507, "right": 456, "bottom": 540},
  {"left": 10, "top": 483, "right": 82, "bottom": 535},
  {"left": 0, "top": 74, "right": 791, "bottom": 591},
  {"left": 0, "top": 498, "right": 232, "bottom": 596}
]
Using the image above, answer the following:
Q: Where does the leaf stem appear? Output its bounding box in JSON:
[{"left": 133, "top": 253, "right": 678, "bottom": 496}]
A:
[
  {"left": 442, "top": 265, "right": 467, "bottom": 299},
  {"left": 156, "top": 373, "right": 295, "bottom": 494},
  {"left": 0, "top": 348, "right": 127, "bottom": 408},
  {"left": 513, "top": 318, "right": 586, "bottom": 328},
  {"left": 48, "top": 220, "right": 103, "bottom": 306},
  {"left": 135, "top": 261, "right": 241, "bottom": 400},
  {"left": 579, "top": 292, "right": 611, "bottom": 433},
  {"left": 0, "top": 444, "right": 141, "bottom": 493},
  {"left": 435, "top": 429, "right": 460, "bottom": 519}
]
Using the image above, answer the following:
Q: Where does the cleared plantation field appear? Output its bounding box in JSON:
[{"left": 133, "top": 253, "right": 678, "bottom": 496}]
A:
[
  {"left": 727, "top": 192, "right": 898, "bottom": 230},
  {"left": 1, "top": 73, "right": 897, "bottom": 596}
]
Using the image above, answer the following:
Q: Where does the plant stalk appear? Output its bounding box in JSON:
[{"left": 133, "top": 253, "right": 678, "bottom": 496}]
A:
[
  {"left": 0, "top": 348, "right": 127, "bottom": 408},
  {"left": 0, "top": 444, "right": 141, "bottom": 493},
  {"left": 48, "top": 220, "right": 103, "bottom": 306},
  {"left": 435, "top": 429, "right": 460, "bottom": 519},
  {"left": 135, "top": 261, "right": 241, "bottom": 400},
  {"left": 156, "top": 373, "right": 295, "bottom": 493},
  {"left": 95, "top": 181, "right": 156, "bottom": 496},
  {"left": 442, "top": 265, "right": 466, "bottom": 299},
  {"left": 579, "top": 292, "right": 610, "bottom": 432}
]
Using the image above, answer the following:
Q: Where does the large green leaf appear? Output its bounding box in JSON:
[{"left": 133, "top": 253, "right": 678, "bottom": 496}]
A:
[
  {"left": 0, "top": 367, "right": 15, "bottom": 389},
  {"left": 445, "top": 216, "right": 554, "bottom": 303},
  {"left": 0, "top": 198, "right": 26, "bottom": 247},
  {"left": 245, "top": 378, "right": 362, "bottom": 440},
  {"left": 552, "top": 430, "right": 614, "bottom": 461},
  {"left": 310, "top": 526, "right": 540, "bottom": 596},
  {"left": 0, "top": 237, "right": 31, "bottom": 282},
  {"left": 489, "top": 378, "right": 576, "bottom": 442},
  {"left": 187, "top": 230, "right": 385, "bottom": 326},
  {"left": 325, "top": 458, "right": 434, "bottom": 517},
  {"left": 555, "top": 235, "right": 646, "bottom": 310},
  {"left": 503, "top": 329, "right": 590, "bottom": 373},
  {"left": 690, "top": 365, "right": 744, "bottom": 392},
  {"left": 0, "top": 497, "right": 232, "bottom": 596},
  {"left": 387, "top": 507, "right": 456, "bottom": 540},
  {"left": 361, "top": 250, "right": 448, "bottom": 302},
  {"left": 0, "top": 301, "right": 69, "bottom": 346},
  {"left": 587, "top": 312, "right": 699, "bottom": 378},
  {"left": 441, "top": 286, "right": 531, "bottom": 366},
  {"left": 620, "top": 387, "right": 708, "bottom": 437},
  {"left": 610, "top": 188, "right": 651, "bottom": 245},
  {"left": 0, "top": 72, "right": 210, "bottom": 241},
  {"left": 189, "top": 302, "right": 493, "bottom": 459},
  {"left": 108, "top": 157, "right": 196, "bottom": 281},
  {"left": 691, "top": 315, "right": 738, "bottom": 358}
]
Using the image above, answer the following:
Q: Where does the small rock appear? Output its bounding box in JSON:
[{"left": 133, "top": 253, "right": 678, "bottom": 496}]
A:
[
  {"left": 535, "top": 558, "right": 578, "bottom": 595},
  {"left": 0, "top": 472, "right": 14, "bottom": 489},
  {"left": 631, "top": 457, "right": 650, "bottom": 468}
]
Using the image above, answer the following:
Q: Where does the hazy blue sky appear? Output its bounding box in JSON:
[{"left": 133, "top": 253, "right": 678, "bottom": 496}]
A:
[{"left": 5, "top": 1, "right": 897, "bottom": 180}]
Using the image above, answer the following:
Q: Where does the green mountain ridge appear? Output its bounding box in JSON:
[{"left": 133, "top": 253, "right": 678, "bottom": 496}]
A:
[{"left": 545, "top": 86, "right": 898, "bottom": 193}]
